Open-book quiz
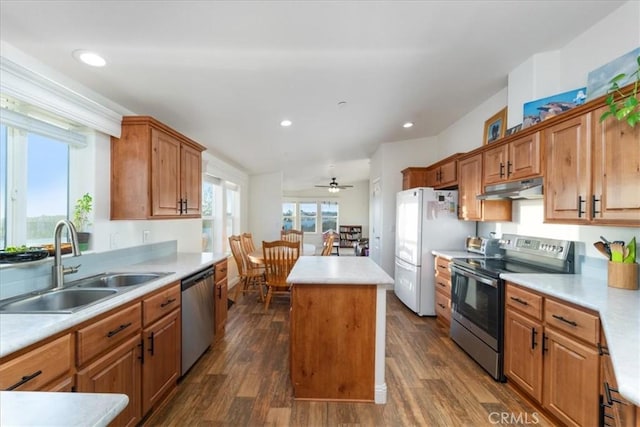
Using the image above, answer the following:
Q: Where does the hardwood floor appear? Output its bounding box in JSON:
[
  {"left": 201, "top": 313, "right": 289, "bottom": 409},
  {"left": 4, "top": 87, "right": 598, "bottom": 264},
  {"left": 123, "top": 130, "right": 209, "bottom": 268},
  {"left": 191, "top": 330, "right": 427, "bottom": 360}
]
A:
[{"left": 144, "top": 291, "right": 553, "bottom": 426}]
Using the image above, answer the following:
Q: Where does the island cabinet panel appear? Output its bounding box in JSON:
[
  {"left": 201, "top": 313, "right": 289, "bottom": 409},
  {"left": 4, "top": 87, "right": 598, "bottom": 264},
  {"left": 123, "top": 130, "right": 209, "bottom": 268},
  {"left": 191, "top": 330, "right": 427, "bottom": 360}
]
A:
[{"left": 290, "top": 284, "right": 376, "bottom": 402}]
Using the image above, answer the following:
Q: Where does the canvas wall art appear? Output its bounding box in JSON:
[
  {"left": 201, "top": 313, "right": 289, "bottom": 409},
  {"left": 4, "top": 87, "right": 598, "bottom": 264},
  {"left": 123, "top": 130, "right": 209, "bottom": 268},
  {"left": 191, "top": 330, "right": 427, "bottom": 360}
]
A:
[
  {"left": 586, "top": 47, "right": 640, "bottom": 101},
  {"left": 522, "top": 87, "right": 586, "bottom": 129}
]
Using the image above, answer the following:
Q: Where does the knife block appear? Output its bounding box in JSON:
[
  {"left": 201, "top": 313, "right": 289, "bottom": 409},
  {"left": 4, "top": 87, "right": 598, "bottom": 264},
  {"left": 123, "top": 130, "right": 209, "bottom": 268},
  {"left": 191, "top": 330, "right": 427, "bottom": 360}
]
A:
[{"left": 607, "top": 262, "right": 638, "bottom": 290}]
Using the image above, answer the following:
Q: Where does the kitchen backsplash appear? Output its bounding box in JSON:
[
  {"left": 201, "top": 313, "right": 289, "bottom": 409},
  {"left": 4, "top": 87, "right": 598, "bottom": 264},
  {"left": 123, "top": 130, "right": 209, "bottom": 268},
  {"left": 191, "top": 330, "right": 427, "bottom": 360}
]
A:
[{"left": 0, "top": 241, "right": 178, "bottom": 300}]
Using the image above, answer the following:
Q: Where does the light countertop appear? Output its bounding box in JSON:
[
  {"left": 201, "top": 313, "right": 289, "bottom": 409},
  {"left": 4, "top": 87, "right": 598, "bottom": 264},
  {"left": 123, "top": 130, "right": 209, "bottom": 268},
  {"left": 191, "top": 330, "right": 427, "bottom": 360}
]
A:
[
  {"left": 287, "top": 256, "right": 394, "bottom": 286},
  {"left": 501, "top": 273, "right": 640, "bottom": 406},
  {"left": 431, "top": 249, "right": 494, "bottom": 260},
  {"left": 0, "top": 252, "right": 227, "bottom": 358},
  {"left": 0, "top": 391, "right": 128, "bottom": 426}
]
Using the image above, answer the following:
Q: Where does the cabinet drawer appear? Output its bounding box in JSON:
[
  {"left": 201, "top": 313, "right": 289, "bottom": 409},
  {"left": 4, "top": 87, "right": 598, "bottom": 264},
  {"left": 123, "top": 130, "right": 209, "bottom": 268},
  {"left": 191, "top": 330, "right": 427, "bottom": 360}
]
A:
[
  {"left": 0, "top": 334, "right": 72, "bottom": 391},
  {"left": 434, "top": 272, "right": 451, "bottom": 296},
  {"left": 143, "top": 283, "right": 181, "bottom": 326},
  {"left": 506, "top": 284, "right": 543, "bottom": 320},
  {"left": 215, "top": 260, "right": 227, "bottom": 282},
  {"left": 545, "top": 298, "right": 599, "bottom": 345},
  {"left": 434, "top": 292, "right": 451, "bottom": 323},
  {"left": 77, "top": 303, "right": 142, "bottom": 366},
  {"left": 434, "top": 257, "right": 451, "bottom": 278}
]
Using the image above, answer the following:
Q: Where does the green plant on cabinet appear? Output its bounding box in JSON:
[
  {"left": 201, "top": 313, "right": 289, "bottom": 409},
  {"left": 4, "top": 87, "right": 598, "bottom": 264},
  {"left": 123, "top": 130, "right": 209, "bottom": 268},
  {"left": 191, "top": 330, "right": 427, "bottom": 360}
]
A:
[{"left": 600, "top": 55, "right": 640, "bottom": 127}]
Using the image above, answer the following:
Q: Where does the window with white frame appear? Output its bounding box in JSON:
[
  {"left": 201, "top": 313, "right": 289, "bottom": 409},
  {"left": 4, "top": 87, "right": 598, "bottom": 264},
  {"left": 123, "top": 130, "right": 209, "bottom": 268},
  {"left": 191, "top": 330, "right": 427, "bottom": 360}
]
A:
[
  {"left": 201, "top": 175, "right": 239, "bottom": 253},
  {"left": 282, "top": 201, "right": 339, "bottom": 233},
  {"left": 0, "top": 104, "right": 88, "bottom": 247}
]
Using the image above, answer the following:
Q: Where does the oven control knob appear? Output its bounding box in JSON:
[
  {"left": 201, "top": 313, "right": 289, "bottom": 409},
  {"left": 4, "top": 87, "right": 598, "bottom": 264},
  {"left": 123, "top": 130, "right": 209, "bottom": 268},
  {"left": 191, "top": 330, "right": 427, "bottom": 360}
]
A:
[
  {"left": 551, "top": 245, "right": 557, "bottom": 251},
  {"left": 558, "top": 246, "right": 563, "bottom": 253}
]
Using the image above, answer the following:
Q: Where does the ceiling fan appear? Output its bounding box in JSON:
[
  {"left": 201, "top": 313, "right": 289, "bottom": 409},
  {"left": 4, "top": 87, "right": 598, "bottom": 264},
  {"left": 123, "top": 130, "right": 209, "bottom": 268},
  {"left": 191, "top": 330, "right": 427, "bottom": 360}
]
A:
[{"left": 315, "top": 177, "right": 353, "bottom": 193}]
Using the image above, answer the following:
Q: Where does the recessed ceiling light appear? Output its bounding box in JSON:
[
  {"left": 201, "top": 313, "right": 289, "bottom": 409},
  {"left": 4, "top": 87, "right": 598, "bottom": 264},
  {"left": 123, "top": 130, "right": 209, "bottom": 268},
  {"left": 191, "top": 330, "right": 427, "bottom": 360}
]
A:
[
  {"left": 280, "top": 119, "right": 292, "bottom": 127},
  {"left": 403, "top": 122, "right": 414, "bottom": 128},
  {"left": 72, "top": 49, "right": 106, "bottom": 67}
]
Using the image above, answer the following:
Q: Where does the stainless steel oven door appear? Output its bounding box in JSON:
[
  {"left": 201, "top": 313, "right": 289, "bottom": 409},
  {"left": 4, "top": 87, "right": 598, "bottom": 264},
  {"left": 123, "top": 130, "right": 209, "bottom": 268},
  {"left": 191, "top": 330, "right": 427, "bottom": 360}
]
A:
[{"left": 450, "top": 264, "right": 501, "bottom": 351}]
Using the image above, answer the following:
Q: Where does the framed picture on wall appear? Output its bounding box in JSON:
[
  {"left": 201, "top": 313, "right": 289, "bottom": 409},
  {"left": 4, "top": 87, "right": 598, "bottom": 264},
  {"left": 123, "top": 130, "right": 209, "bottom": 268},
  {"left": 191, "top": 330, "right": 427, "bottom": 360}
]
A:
[{"left": 483, "top": 107, "right": 507, "bottom": 145}]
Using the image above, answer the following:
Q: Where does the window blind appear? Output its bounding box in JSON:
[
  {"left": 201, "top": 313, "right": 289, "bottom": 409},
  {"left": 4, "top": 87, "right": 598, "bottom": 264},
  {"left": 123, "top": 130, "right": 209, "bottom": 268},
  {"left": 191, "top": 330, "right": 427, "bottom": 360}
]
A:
[{"left": 0, "top": 107, "right": 87, "bottom": 147}]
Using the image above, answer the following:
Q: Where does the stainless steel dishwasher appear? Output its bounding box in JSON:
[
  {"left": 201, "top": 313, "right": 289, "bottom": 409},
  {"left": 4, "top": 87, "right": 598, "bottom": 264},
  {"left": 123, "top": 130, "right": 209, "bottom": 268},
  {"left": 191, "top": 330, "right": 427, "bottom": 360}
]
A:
[{"left": 181, "top": 266, "right": 215, "bottom": 376}]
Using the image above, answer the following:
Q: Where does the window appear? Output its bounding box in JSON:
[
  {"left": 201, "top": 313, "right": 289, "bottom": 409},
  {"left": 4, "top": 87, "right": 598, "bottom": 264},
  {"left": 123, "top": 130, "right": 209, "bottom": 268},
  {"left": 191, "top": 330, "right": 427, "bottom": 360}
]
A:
[
  {"left": 282, "top": 201, "right": 339, "bottom": 233},
  {"left": 201, "top": 175, "right": 239, "bottom": 253},
  {"left": 321, "top": 201, "right": 338, "bottom": 232},
  {"left": 0, "top": 123, "right": 71, "bottom": 248}
]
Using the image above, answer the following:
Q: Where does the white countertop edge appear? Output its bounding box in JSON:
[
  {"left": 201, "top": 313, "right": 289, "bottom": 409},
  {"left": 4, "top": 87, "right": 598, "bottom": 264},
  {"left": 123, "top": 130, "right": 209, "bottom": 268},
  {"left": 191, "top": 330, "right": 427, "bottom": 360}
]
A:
[
  {"left": 0, "top": 252, "right": 228, "bottom": 358},
  {"left": 430, "top": 250, "right": 495, "bottom": 260},
  {"left": 501, "top": 273, "right": 640, "bottom": 406},
  {"left": 0, "top": 391, "right": 129, "bottom": 427}
]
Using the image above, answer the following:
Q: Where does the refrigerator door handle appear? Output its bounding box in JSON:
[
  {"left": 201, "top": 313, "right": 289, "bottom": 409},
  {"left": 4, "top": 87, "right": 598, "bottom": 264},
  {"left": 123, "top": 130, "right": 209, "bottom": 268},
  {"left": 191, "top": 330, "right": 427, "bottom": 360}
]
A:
[{"left": 395, "top": 257, "right": 417, "bottom": 271}]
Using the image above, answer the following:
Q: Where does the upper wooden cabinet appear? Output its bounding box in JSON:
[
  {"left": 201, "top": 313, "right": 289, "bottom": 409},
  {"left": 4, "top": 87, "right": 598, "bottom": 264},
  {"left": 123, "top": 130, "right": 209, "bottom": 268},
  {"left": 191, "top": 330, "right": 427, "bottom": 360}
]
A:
[
  {"left": 425, "top": 153, "right": 461, "bottom": 189},
  {"left": 544, "top": 108, "right": 640, "bottom": 226},
  {"left": 458, "top": 153, "right": 512, "bottom": 221},
  {"left": 111, "top": 116, "right": 206, "bottom": 220},
  {"left": 401, "top": 167, "right": 428, "bottom": 190},
  {"left": 483, "top": 133, "right": 541, "bottom": 185}
]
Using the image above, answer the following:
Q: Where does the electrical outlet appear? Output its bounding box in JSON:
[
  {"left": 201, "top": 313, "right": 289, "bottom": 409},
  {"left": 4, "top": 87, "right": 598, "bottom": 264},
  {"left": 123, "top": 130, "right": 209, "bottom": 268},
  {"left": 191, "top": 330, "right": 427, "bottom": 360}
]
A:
[{"left": 143, "top": 230, "right": 150, "bottom": 243}]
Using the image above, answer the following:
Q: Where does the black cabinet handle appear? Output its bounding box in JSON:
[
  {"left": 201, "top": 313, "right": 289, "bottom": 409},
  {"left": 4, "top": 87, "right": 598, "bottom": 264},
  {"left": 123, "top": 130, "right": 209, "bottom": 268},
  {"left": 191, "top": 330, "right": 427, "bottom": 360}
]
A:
[
  {"left": 177, "top": 198, "right": 183, "bottom": 214},
  {"left": 551, "top": 314, "right": 578, "bottom": 327},
  {"left": 160, "top": 297, "right": 177, "bottom": 308},
  {"left": 604, "top": 382, "right": 624, "bottom": 405},
  {"left": 592, "top": 194, "right": 601, "bottom": 215},
  {"left": 218, "top": 284, "right": 222, "bottom": 299},
  {"left": 138, "top": 339, "right": 144, "bottom": 364},
  {"left": 577, "top": 195, "right": 586, "bottom": 218},
  {"left": 183, "top": 198, "right": 188, "bottom": 214},
  {"left": 510, "top": 296, "right": 529, "bottom": 306},
  {"left": 437, "top": 303, "right": 446, "bottom": 309},
  {"left": 437, "top": 281, "right": 446, "bottom": 288},
  {"left": 598, "top": 343, "right": 610, "bottom": 356},
  {"left": 499, "top": 162, "right": 505, "bottom": 178},
  {"left": 6, "top": 370, "right": 42, "bottom": 391},
  {"left": 148, "top": 332, "right": 155, "bottom": 356},
  {"left": 542, "top": 333, "right": 548, "bottom": 354},
  {"left": 107, "top": 322, "right": 132, "bottom": 338},
  {"left": 531, "top": 327, "right": 537, "bottom": 350},
  {"left": 507, "top": 161, "right": 513, "bottom": 177}
]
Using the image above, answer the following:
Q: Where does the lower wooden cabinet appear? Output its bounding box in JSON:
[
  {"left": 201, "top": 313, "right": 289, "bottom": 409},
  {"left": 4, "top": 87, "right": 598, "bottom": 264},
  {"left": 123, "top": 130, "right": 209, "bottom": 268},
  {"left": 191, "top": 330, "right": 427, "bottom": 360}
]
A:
[
  {"left": 600, "top": 334, "right": 637, "bottom": 427},
  {"left": 433, "top": 256, "right": 452, "bottom": 326},
  {"left": 214, "top": 259, "right": 229, "bottom": 335},
  {"left": 76, "top": 334, "right": 143, "bottom": 427},
  {"left": 504, "top": 283, "right": 601, "bottom": 426}
]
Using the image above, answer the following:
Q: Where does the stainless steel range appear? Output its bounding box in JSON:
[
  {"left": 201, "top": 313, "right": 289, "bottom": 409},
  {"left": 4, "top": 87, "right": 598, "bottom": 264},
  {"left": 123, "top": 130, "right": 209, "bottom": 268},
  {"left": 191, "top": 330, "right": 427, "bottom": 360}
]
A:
[{"left": 450, "top": 234, "right": 575, "bottom": 381}]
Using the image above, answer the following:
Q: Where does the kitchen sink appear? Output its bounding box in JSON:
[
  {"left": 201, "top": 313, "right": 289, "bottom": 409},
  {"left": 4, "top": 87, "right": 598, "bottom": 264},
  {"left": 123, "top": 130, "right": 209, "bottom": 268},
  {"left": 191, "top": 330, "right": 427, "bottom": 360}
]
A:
[
  {"left": 69, "top": 272, "right": 171, "bottom": 288},
  {"left": 0, "top": 288, "right": 118, "bottom": 313}
]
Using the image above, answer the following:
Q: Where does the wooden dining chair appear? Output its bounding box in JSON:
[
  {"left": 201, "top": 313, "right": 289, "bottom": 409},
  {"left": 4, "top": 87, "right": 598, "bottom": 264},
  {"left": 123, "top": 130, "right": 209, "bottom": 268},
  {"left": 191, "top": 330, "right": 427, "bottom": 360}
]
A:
[
  {"left": 262, "top": 240, "right": 300, "bottom": 311},
  {"left": 321, "top": 234, "right": 335, "bottom": 256},
  {"left": 240, "top": 232, "right": 256, "bottom": 253},
  {"left": 280, "top": 229, "right": 303, "bottom": 246},
  {"left": 229, "top": 235, "right": 265, "bottom": 302}
]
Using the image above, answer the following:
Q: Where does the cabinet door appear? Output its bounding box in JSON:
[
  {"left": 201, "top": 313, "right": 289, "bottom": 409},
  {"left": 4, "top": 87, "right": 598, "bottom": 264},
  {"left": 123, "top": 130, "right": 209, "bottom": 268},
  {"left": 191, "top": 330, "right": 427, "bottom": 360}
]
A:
[
  {"left": 458, "top": 154, "right": 483, "bottom": 220},
  {"left": 76, "top": 335, "right": 142, "bottom": 427},
  {"left": 425, "top": 167, "right": 439, "bottom": 188},
  {"left": 438, "top": 159, "right": 458, "bottom": 187},
  {"left": 181, "top": 143, "right": 202, "bottom": 217},
  {"left": 483, "top": 144, "right": 508, "bottom": 185},
  {"left": 542, "top": 328, "right": 599, "bottom": 427},
  {"left": 142, "top": 309, "right": 180, "bottom": 415},
  {"left": 544, "top": 115, "right": 591, "bottom": 223},
  {"left": 214, "top": 278, "right": 228, "bottom": 335},
  {"left": 509, "top": 132, "right": 541, "bottom": 180},
  {"left": 592, "top": 106, "right": 640, "bottom": 225},
  {"left": 151, "top": 128, "right": 182, "bottom": 217},
  {"left": 504, "top": 309, "right": 543, "bottom": 403}
]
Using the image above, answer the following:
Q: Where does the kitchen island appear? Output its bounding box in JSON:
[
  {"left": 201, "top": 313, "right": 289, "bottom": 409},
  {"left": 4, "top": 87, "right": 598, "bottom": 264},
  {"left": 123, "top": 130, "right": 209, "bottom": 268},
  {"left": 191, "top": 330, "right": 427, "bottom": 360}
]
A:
[{"left": 287, "top": 256, "right": 394, "bottom": 404}]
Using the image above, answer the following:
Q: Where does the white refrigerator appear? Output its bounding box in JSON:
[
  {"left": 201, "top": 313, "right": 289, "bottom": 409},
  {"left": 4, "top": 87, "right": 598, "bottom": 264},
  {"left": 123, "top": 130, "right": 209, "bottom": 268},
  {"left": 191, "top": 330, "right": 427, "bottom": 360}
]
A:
[{"left": 394, "top": 188, "right": 475, "bottom": 316}]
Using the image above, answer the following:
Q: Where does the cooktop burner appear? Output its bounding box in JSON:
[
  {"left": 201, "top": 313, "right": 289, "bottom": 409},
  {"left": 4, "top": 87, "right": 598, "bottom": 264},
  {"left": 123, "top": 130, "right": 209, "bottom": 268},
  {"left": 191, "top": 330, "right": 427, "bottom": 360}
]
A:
[{"left": 453, "top": 257, "right": 560, "bottom": 279}]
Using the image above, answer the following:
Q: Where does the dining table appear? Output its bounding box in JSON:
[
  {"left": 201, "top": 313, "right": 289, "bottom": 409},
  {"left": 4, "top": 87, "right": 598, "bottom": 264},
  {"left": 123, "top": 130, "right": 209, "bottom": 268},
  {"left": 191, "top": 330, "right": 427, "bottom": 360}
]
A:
[{"left": 248, "top": 243, "right": 316, "bottom": 265}]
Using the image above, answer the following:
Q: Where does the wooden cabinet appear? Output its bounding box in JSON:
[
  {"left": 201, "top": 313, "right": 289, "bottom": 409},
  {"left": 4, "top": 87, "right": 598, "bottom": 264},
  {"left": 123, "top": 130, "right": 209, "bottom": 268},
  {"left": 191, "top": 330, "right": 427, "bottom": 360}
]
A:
[
  {"left": 425, "top": 154, "right": 460, "bottom": 189},
  {"left": 600, "top": 333, "right": 638, "bottom": 427},
  {"left": 433, "top": 256, "right": 452, "bottom": 325},
  {"left": 290, "top": 284, "right": 376, "bottom": 401},
  {"left": 483, "top": 133, "right": 541, "bottom": 185},
  {"left": 141, "top": 283, "right": 181, "bottom": 415},
  {"left": 214, "top": 259, "right": 228, "bottom": 336},
  {"left": 76, "top": 335, "right": 142, "bottom": 427},
  {"left": 458, "top": 153, "right": 512, "bottom": 221},
  {"left": 0, "top": 334, "right": 73, "bottom": 391},
  {"left": 545, "top": 108, "right": 640, "bottom": 226},
  {"left": 111, "top": 116, "right": 206, "bottom": 220},
  {"left": 339, "top": 225, "right": 362, "bottom": 248},
  {"left": 401, "top": 167, "right": 428, "bottom": 190},
  {"left": 504, "top": 283, "right": 601, "bottom": 426}
]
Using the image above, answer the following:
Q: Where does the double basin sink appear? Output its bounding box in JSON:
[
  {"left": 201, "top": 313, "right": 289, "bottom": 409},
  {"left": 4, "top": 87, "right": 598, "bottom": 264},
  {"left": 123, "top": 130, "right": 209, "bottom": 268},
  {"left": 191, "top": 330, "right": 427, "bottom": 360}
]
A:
[{"left": 0, "top": 272, "right": 172, "bottom": 314}]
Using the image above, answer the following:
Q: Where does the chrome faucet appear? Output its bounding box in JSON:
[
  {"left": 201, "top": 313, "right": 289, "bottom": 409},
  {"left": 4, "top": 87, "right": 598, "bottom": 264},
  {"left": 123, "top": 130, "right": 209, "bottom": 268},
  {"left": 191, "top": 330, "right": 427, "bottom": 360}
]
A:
[{"left": 52, "top": 219, "right": 82, "bottom": 289}]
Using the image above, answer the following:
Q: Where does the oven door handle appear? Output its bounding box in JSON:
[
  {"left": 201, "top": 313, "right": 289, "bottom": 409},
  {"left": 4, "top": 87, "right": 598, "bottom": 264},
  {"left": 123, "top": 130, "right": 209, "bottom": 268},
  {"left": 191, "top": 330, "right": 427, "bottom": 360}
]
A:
[{"left": 451, "top": 265, "right": 498, "bottom": 288}]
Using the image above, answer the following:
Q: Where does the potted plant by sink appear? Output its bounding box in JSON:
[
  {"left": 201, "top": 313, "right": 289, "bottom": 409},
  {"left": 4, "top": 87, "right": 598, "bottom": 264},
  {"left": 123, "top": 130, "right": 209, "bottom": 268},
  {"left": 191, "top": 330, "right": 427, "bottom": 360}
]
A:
[{"left": 72, "top": 193, "right": 93, "bottom": 251}]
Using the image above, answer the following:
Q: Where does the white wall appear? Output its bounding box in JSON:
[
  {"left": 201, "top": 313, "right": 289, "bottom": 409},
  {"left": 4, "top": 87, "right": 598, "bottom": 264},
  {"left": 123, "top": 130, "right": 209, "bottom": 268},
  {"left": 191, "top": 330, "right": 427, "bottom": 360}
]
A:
[{"left": 248, "top": 172, "right": 283, "bottom": 246}]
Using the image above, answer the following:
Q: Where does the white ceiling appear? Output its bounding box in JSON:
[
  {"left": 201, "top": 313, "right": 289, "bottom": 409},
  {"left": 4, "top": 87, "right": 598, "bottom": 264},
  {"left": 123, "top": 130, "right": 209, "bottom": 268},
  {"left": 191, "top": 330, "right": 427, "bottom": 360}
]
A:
[{"left": 0, "top": 1, "right": 624, "bottom": 191}]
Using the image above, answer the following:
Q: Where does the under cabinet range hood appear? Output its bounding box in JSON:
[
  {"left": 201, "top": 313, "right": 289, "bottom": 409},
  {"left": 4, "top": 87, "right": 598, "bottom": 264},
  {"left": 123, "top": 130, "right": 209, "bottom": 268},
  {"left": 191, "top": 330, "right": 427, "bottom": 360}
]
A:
[{"left": 477, "top": 177, "right": 543, "bottom": 200}]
